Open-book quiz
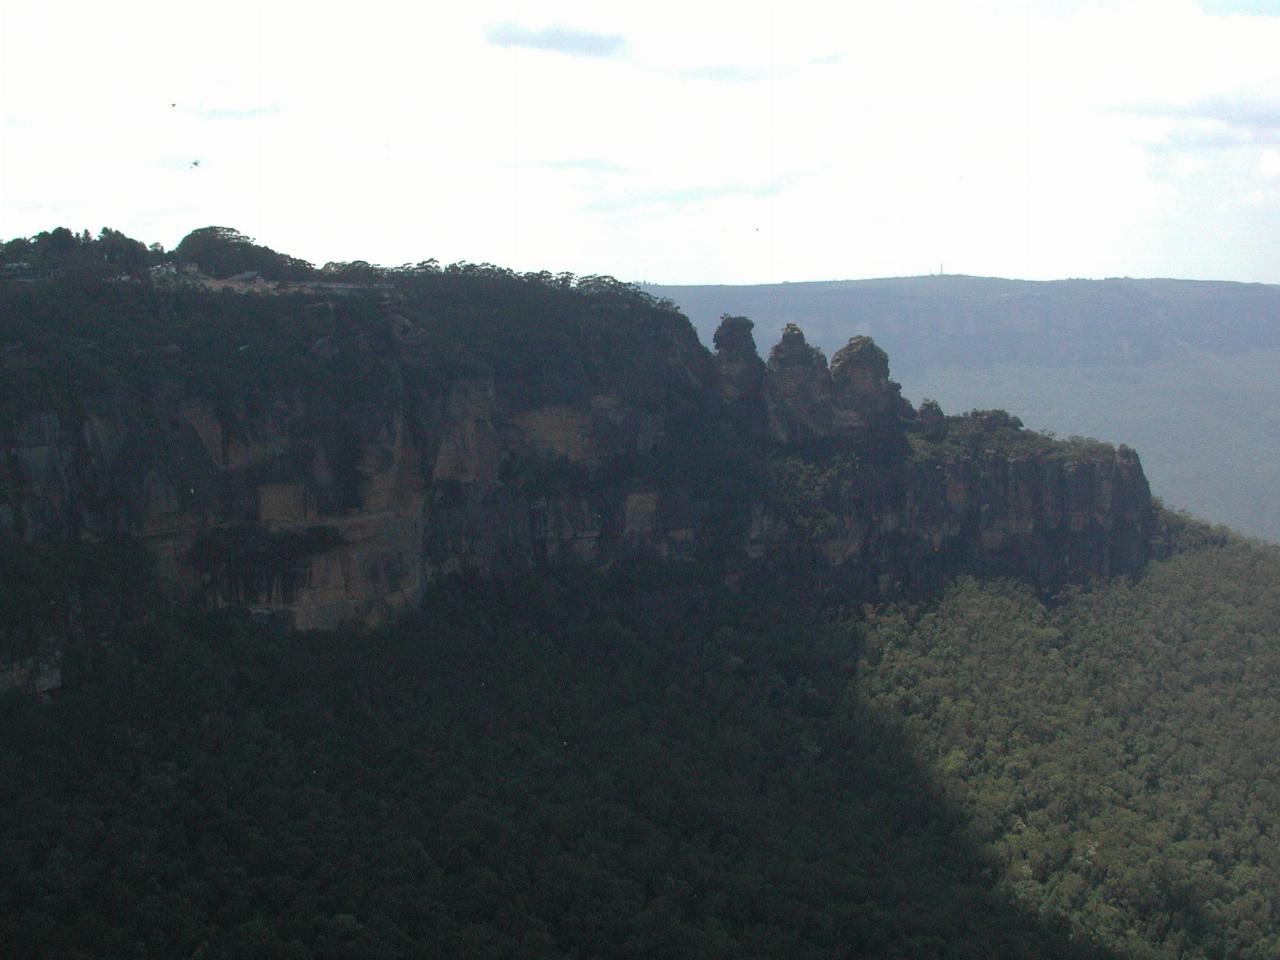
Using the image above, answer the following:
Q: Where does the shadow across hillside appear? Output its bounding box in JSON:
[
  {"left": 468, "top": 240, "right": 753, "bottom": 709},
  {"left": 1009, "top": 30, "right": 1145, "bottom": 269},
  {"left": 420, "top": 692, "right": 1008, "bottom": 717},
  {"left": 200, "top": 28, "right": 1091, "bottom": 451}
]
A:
[{"left": 0, "top": 563, "right": 1123, "bottom": 959}]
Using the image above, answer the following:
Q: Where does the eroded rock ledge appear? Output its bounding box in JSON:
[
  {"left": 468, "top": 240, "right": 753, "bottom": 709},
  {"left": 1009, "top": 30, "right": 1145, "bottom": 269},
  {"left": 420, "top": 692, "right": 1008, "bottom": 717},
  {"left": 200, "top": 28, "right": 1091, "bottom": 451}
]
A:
[{"left": 1, "top": 296, "right": 1153, "bottom": 689}]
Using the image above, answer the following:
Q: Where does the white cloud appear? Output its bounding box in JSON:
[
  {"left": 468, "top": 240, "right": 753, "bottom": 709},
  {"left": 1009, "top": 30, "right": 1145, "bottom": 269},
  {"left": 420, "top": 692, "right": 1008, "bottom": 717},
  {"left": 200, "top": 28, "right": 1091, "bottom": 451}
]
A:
[{"left": 485, "top": 22, "right": 626, "bottom": 57}]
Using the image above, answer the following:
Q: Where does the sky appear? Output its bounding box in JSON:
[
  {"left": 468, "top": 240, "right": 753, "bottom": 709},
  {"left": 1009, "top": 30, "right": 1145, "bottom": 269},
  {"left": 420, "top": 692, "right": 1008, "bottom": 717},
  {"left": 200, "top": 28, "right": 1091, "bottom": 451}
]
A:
[{"left": 2, "top": 0, "right": 1278, "bottom": 284}]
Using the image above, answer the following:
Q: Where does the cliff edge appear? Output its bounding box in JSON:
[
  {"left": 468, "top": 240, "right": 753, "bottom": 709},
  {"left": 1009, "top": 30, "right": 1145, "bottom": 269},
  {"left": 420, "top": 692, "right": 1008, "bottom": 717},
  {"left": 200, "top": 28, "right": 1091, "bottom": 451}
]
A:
[{"left": 0, "top": 263, "right": 1154, "bottom": 690}]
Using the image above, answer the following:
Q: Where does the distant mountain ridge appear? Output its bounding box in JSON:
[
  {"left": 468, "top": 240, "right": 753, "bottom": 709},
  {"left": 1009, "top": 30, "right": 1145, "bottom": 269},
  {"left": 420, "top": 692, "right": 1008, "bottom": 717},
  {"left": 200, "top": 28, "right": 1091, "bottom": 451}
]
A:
[
  {"left": 644, "top": 274, "right": 1280, "bottom": 373},
  {"left": 646, "top": 275, "right": 1280, "bottom": 541}
]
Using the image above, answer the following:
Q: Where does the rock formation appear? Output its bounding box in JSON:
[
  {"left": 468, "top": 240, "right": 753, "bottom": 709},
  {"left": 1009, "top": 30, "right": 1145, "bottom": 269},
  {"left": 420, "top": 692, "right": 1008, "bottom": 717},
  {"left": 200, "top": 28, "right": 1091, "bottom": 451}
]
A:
[
  {"left": 829, "top": 335, "right": 912, "bottom": 437},
  {"left": 0, "top": 279, "right": 1155, "bottom": 691},
  {"left": 713, "top": 315, "right": 764, "bottom": 407},
  {"left": 764, "top": 324, "right": 833, "bottom": 443}
]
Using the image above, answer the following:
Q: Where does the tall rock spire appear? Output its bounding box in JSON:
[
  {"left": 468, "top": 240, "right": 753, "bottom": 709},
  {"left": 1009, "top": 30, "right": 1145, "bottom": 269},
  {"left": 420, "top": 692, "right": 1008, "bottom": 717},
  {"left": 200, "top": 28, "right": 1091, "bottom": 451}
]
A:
[
  {"left": 713, "top": 315, "right": 764, "bottom": 406},
  {"left": 764, "top": 324, "right": 833, "bottom": 443},
  {"left": 830, "top": 335, "right": 911, "bottom": 438}
]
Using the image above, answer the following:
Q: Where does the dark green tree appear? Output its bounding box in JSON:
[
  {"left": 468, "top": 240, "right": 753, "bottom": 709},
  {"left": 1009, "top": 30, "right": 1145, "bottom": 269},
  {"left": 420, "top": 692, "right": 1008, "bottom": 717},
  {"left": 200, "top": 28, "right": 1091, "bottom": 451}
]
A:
[{"left": 175, "top": 227, "right": 315, "bottom": 280}]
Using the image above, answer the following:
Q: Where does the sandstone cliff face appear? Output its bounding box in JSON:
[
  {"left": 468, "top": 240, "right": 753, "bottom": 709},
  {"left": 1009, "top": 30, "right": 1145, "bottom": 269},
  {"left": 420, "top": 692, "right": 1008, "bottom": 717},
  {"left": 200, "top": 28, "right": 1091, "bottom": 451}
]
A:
[
  {"left": 0, "top": 286, "right": 1155, "bottom": 691},
  {"left": 714, "top": 315, "right": 765, "bottom": 408},
  {"left": 829, "top": 336, "right": 911, "bottom": 439},
  {"left": 765, "top": 324, "right": 834, "bottom": 443}
]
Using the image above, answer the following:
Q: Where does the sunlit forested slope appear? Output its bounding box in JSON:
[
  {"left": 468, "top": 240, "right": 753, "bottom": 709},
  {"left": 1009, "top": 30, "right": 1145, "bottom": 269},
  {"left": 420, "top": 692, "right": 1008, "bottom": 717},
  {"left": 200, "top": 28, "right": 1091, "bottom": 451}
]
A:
[{"left": 857, "top": 516, "right": 1280, "bottom": 959}]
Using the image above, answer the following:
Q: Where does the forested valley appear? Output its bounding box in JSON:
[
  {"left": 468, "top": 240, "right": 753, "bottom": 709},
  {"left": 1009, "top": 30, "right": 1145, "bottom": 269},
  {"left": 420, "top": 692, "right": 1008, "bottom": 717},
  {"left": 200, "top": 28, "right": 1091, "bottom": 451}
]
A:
[{"left": 3, "top": 511, "right": 1277, "bottom": 959}]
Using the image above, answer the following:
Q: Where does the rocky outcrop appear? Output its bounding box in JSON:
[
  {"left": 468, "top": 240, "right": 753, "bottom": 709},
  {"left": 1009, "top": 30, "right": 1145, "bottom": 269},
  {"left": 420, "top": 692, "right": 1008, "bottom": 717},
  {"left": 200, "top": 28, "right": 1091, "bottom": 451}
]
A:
[
  {"left": 829, "top": 335, "right": 911, "bottom": 439},
  {"left": 0, "top": 285, "right": 1156, "bottom": 691},
  {"left": 765, "top": 324, "right": 833, "bottom": 443},
  {"left": 760, "top": 326, "right": 913, "bottom": 446},
  {"left": 767, "top": 441, "right": 1152, "bottom": 595},
  {"left": 714, "top": 315, "right": 765, "bottom": 407}
]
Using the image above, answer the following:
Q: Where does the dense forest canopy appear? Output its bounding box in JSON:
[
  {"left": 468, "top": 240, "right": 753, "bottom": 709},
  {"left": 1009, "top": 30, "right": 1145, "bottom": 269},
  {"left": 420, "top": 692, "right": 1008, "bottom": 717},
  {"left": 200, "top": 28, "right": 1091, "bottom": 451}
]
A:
[
  {"left": 1, "top": 227, "right": 154, "bottom": 282},
  {"left": 0, "top": 224, "right": 684, "bottom": 425},
  {"left": 0, "top": 225, "right": 666, "bottom": 300},
  {"left": 3, "top": 514, "right": 1278, "bottom": 958},
  {"left": 857, "top": 523, "right": 1280, "bottom": 960}
]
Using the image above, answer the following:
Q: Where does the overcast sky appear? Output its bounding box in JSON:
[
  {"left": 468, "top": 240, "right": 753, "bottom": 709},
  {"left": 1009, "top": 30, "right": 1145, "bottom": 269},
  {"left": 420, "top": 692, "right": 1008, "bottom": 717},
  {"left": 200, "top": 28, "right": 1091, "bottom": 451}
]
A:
[{"left": 2, "top": 0, "right": 1278, "bottom": 284}]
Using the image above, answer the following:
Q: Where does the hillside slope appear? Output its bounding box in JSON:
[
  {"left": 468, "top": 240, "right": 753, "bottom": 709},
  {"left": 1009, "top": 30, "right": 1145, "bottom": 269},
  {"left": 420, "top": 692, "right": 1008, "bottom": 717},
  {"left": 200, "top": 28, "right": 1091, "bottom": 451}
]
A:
[{"left": 857, "top": 520, "right": 1280, "bottom": 959}]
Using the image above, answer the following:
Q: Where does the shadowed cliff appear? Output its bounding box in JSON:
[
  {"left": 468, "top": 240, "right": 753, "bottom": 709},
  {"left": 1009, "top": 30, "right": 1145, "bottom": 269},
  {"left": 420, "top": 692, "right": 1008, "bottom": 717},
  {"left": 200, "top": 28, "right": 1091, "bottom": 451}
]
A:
[{"left": 2, "top": 251, "right": 1152, "bottom": 690}]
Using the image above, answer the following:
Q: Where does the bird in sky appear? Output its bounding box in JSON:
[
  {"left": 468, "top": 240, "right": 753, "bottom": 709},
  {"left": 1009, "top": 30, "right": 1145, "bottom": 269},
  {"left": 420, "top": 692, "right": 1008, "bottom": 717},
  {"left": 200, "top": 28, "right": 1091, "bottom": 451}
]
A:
[{"left": 190, "top": 160, "right": 200, "bottom": 168}]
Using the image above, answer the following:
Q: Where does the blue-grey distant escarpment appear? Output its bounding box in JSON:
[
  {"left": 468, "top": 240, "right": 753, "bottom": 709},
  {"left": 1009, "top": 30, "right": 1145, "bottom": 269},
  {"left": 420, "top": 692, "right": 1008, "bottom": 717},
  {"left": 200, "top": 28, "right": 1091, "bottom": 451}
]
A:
[{"left": 1, "top": 228, "right": 1152, "bottom": 690}]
